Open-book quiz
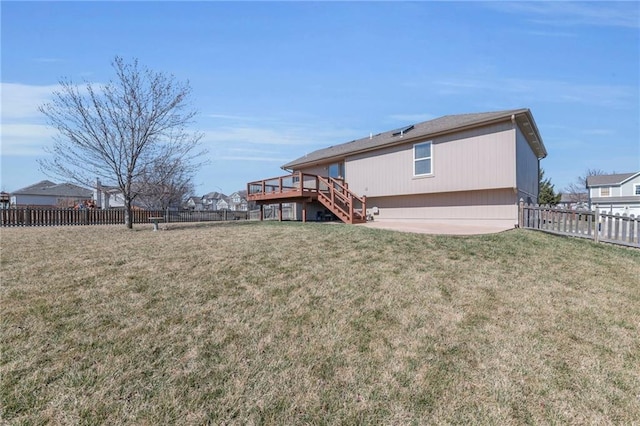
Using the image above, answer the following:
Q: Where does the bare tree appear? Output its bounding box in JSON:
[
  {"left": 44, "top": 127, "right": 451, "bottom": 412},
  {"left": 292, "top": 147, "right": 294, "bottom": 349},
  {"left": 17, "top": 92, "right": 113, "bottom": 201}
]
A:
[
  {"left": 39, "top": 56, "right": 204, "bottom": 228},
  {"left": 564, "top": 168, "right": 607, "bottom": 204},
  {"left": 136, "top": 158, "right": 195, "bottom": 210}
]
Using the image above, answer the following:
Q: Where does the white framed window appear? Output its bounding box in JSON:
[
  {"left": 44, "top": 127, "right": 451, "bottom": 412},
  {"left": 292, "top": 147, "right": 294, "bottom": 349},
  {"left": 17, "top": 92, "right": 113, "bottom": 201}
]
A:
[
  {"left": 414, "top": 141, "right": 432, "bottom": 176},
  {"left": 600, "top": 187, "right": 610, "bottom": 197},
  {"left": 634, "top": 184, "right": 640, "bottom": 196}
]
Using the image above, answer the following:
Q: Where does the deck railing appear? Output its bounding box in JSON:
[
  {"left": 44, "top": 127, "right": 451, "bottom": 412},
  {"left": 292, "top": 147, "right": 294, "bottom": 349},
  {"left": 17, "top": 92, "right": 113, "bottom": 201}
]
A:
[
  {"left": 247, "top": 172, "right": 347, "bottom": 199},
  {"left": 317, "top": 176, "right": 366, "bottom": 224},
  {"left": 247, "top": 173, "right": 365, "bottom": 224}
]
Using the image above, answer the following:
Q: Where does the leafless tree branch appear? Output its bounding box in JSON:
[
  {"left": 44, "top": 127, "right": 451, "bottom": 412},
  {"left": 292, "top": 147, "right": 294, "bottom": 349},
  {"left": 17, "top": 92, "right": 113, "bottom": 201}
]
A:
[{"left": 39, "top": 57, "right": 206, "bottom": 228}]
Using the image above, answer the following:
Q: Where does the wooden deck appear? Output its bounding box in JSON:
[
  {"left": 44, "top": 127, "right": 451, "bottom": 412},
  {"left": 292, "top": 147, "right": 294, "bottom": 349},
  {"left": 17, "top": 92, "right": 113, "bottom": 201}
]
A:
[{"left": 247, "top": 172, "right": 367, "bottom": 224}]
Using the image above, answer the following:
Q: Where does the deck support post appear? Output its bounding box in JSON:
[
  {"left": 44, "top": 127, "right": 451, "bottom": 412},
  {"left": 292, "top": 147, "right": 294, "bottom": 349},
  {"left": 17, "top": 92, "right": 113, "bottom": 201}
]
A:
[
  {"left": 259, "top": 204, "right": 264, "bottom": 221},
  {"left": 362, "top": 195, "right": 367, "bottom": 221},
  {"left": 302, "top": 201, "right": 307, "bottom": 223},
  {"left": 278, "top": 203, "right": 283, "bottom": 221}
]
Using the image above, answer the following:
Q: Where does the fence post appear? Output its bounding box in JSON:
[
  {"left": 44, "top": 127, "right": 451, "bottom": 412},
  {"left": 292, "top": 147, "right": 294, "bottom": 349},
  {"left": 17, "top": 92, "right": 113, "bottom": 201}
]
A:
[
  {"left": 594, "top": 206, "right": 600, "bottom": 243},
  {"left": 518, "top": 198, "right": 524, "bottom": 228}
]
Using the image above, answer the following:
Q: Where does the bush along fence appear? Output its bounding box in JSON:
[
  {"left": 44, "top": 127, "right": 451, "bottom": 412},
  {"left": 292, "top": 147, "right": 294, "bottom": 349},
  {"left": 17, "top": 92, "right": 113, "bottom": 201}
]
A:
[
  {"left": 519, "top": 200, "right": 639, "bottom": 248},
  {"left": 0, "top": 207, "right": 248, "bottom": 227}
]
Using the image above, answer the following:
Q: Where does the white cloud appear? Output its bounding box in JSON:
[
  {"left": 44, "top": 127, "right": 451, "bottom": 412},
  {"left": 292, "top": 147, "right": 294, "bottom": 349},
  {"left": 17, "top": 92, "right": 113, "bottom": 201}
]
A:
[
  {"left": 486, "top": 2, "right": 640, "bottom": 29},
  {"left": 228, "top": 147, "right": 281, "bottom": 155},
  {"left": 207, "top": 113, "right": 259, "bottom": 121},
  {"left": 581, "top": 129, "right": 615, "bottom": 136},
  {"left": 33, "top": 58, "right": 63, "bottom": 63},
  {"left": 434, "top": 78, "right": 635, "bottom": 108},
  {"left": 387, "top": 113, "right": 436, "bottom": 124},
  {"left": 522, "top": 30, "right": 577, "bottom": 38},
  {"left": 201, "top": 123, "right": 360, "bottom": 148},
  {"left": 202, "top": 126, "right": 309, "bottom": 146},
  {"left": 1, "top": 123, "right": 54, "bottom": 156},
  {"left": 1, "top": 82, "right": 60, "bottom": 120},
  {"left": 218, "top": 156, "right": 290, "bottom": 162}
]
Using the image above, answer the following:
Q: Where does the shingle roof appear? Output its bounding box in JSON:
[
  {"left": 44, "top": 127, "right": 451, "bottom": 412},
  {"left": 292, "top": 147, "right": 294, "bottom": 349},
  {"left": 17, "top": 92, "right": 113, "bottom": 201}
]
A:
[
  {"left": 12, "top": 180, "right": 92, "bottom": 198},
  {"left": 586, "top": 172, "right": 639, "bottom": 187},
  {"left": 283, "top": 108, "right": 546, "bottom": 169},
  {"left": 202, "top": 191, "right": 226, "bottom": 200}
]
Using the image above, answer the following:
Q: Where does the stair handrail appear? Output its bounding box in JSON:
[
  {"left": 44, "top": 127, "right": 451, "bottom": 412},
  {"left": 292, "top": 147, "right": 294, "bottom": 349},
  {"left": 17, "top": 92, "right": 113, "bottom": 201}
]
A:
[{"left": 316, "top": 176, "right": 367, "bottom": 223}]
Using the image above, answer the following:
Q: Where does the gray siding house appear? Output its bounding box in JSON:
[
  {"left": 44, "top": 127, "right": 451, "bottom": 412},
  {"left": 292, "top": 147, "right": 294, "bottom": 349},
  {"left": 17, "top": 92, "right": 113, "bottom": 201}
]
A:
[
  {"left": 249, "top": 109, "right": 547, "bottom": 228},
  {"left": 10, "top": 180, "right": 93, "bottom": 208},
  {"left": 586, "top": 172, "right": 640, "bottom": 216}
]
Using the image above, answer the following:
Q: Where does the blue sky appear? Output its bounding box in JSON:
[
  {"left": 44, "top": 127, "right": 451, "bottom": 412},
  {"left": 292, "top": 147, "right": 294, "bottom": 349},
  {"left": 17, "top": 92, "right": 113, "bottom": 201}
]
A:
[{"left": 2, "top": 1, "right": 639, "bottom": 196}]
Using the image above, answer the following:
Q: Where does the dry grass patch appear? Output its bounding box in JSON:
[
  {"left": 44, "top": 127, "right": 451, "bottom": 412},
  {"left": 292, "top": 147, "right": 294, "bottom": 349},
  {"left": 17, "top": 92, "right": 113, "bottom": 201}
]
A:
[{"left": 1, "top": 221, "right": 639, "bottom": 424}]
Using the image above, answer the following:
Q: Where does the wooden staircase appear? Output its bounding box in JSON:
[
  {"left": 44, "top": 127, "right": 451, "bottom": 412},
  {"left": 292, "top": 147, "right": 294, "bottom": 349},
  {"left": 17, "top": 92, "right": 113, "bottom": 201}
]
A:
[
  {"left": 316, "top": 176, "right": 367, "bottom": 224},
  {"left": 247, "top": 172, "right": 367, "bottom": 225}
]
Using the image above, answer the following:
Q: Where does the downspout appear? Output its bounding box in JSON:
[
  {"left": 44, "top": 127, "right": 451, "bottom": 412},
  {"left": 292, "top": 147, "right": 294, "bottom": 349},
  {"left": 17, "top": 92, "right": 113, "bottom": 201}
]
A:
[{"left": 537, "top": 157, "right": 541, "bottom": 204}]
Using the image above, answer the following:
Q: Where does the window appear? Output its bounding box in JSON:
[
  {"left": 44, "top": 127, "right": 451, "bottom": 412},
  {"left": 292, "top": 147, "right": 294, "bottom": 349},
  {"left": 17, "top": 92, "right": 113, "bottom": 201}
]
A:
[
  {"left": 328, "top": 162, "right": 344, "bottom": 179},
  {"left": 600, "top": 187, "right": 610, "bottom": 197},
  {"left": 414, "top": 142, "right": 432, "bottom": 176},
  {"left": 634, "top": 184, "right": 640, "bottom": 196}
]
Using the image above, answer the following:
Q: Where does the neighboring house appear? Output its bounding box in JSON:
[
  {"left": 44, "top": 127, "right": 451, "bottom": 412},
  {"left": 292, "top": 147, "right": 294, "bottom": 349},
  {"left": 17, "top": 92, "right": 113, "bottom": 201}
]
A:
[
  {"left": 558, "top": 193, "right": 589, "bottom": 211},
  {"left": 586, "top": 172, "right": 640, "bottom": 216},
  {"left": 228, "top": 191, "right": 248, "bottom": 211},
  {"left": 202, "top": 191, "right": 226, "bottom": 210},
  {"left": 185, "top": 196, "right": 204, "bottom": 211},
  {"left": 10, "top": 180, "right": 93, "bottom": 208},
  {"left": 94, "top": 185, "right": 123, "bottom": 209},
  {"left": 0, "top": 192, "right": 10, "bottom": 209},
  {"left": 216, "top": 198, "right": 230, "bottom": 210},
  {"left": 94, "top": 180, "right": 146, "bottom": 210},
  {"left": 248, "top": 108, "right": 547, "bottom": 228}
]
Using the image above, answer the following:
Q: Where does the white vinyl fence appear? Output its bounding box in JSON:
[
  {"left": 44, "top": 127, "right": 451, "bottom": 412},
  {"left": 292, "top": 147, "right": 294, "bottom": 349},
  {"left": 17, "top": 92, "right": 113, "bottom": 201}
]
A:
[{"left": 519, "top": 200, "right": 639, "bottom": 248}]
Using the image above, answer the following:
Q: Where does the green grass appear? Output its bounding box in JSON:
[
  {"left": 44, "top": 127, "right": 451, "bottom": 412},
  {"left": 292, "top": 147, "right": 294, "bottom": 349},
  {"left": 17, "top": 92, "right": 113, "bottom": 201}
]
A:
[{"left": 1, "top": 221, "right": 639, "bottom": 424}]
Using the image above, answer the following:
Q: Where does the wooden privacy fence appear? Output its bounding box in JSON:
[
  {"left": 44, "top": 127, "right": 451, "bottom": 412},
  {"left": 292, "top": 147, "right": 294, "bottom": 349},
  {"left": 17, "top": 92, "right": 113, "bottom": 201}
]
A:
[
  {"left": 0, "top": 207, "right": 248, "bottom": 227},
  {"left": 519, "top": 200, "right": 639, "bottom": 248}
]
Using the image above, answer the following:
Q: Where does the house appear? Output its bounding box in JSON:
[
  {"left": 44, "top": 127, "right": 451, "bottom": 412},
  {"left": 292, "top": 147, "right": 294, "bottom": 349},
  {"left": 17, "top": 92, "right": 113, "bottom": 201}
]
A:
[
  {"left": 185, "top": 196, "right": 204, "bottom": 211},
  {"left": 201, "top": 191, "right": 226, "bottom": 210},
  {"left": 94, "top": 183, "right": 123, "bottom": 209},
  {"left": 558, "top": 192, "right": 589, "bottom": 211},
  {"left": 586, "top": 172, "right": 640, "bottom": 216},
  {"left": 216, "top": 198, "right": 230, "bottom": 211},
  {"left": 94, "top": 179, "right": 147, "bottom": 210},
  {"left": 0, "top": 192, "right": 10, "bottom": 209},
  {"left": 10, "top": 180, "right": 93, "bottom": 208},
  {"left": 228, "top": 191, "right": 249, "bottom": 211},
  {"left": 248, "top": 108, "right": 547, "bottom": 228}
]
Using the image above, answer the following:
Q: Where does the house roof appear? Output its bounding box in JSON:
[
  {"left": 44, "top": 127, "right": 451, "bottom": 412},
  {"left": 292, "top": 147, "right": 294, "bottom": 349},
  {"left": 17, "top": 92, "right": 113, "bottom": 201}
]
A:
[
  {"left": 12, "top": 180, "right": 92, "bottom": 198},
  {"left": 586, "top": 172, "right": 640, "bottom": 187},
  {"left": 229, "top": 190, "right": 248, "bottom": 198},
  {"left": 282, "top": 108, "right": 547, "bottom": 170},
  {"left": 560, "top": 192, "right": 588, "bottom": 203},
  {"left": 202, "top": 191, "right": 226, "bottom": 200}
]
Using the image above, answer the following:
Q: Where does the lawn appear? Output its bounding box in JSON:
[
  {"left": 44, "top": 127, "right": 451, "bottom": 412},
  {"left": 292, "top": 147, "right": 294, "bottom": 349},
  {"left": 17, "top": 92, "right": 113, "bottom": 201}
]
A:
[{"left": 1, "top": 221, "right": 639, "bottom": 424}]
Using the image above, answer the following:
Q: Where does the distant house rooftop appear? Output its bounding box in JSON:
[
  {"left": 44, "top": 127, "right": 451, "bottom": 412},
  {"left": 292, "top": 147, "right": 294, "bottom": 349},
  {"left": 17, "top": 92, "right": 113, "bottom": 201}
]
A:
[
  {"left": 586, "top": 172, "right": 639, "bottom": 187},
  {"left": 12, "top": 180, "right": 92, "bottom": 198}
]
